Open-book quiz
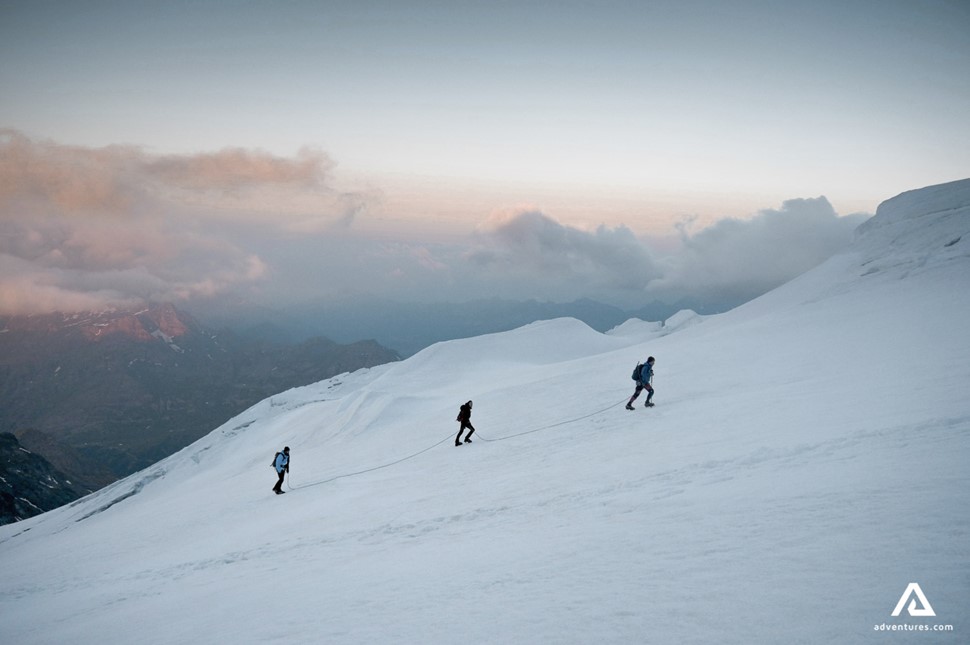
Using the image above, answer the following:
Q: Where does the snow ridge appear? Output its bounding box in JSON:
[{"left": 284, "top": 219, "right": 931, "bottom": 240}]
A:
[{"left": 854, "top": 178, "right": 970, "bottom": 278}]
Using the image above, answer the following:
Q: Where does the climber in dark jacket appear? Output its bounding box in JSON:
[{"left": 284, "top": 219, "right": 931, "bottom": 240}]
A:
[
  {"left": 626, "top": 356, "right": 655, "bottom": 409},
  {"left": 455, "top": 401, "right": 476, "bottom": 446}
]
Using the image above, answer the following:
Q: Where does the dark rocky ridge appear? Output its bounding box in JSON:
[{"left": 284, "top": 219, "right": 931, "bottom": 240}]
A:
[{"left": 0, "top": 432, "right": 88, "bottom": 525}]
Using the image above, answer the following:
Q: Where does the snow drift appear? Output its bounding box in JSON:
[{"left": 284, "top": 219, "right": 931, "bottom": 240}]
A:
[{"left": 1, "top": 179, "right": 968, "bottom": 644}]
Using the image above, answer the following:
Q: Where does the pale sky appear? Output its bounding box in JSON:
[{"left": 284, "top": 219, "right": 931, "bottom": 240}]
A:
[{"left": 0, "top": 0, "right": 968, "bottom": 315}]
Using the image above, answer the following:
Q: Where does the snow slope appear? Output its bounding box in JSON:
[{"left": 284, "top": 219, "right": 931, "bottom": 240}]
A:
[{"left": 1, "top": 179, "right": 968, "bottom": 644}]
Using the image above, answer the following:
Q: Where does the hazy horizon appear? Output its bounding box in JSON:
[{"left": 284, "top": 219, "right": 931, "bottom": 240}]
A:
[
  {"left": 2, "top": 1, "right": 968, "bottom": 318},
  {"left": 0, "top": 128, "right": 868, "bottom": 316}
]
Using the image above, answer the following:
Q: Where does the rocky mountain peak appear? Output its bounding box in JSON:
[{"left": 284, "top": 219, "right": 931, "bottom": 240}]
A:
[
  {"left": 79, "top": 303, "right": 194, "bottom": 345},
  {"left": 0, "top": 303, "right": 198, "bottom": 346}
]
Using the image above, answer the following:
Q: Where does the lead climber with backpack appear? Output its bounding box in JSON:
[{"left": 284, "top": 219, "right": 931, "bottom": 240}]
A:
[
  {"left": 455, "top": 400, "right": 476, "bottom": 446},
  {"left": 626, "top": 356, "right": 656, "bottom": 410},
  {"left": 271, "top": 446, "right": 290, "bottom": 494}
]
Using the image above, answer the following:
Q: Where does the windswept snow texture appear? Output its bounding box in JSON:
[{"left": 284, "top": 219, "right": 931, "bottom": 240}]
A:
[{"left": 2, "top": 180, "right": 969, "bottom": 643}]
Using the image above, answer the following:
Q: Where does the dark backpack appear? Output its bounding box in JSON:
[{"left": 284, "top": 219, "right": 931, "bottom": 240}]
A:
[
  {"left": 632, "top": 363, "right": 644, "bottom": 381},
  {"left": 271, "top": 451, "right": 281, "bottom": 468}
]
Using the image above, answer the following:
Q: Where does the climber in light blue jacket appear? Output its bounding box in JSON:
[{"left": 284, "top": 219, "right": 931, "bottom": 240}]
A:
[{"left": 272, "top": 446, "right": 290, "bottom": 495}]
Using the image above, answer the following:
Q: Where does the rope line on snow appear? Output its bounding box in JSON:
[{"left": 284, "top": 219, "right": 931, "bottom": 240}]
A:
[
  {"left": 284, "top": 398, "right": 629, "bottom": 491},
  {"left": 286, "top": 432, "right": 455, "bottom": 491},
  {"left": 474, "top": 398, "right": 629, "bottom": 443}
]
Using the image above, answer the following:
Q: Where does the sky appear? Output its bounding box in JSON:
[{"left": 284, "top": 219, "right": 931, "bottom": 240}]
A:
[{"left": 0, "top": 0, "right": 968, "bottom": 317}]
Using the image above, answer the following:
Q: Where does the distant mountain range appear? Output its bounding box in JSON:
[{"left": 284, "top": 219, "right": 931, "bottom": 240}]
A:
[
  {"left": 196, "top": 296, "right": 714, "bottom": 357},
  {"left": 0, "top": 303, "right": 400, "bottom": 522}
]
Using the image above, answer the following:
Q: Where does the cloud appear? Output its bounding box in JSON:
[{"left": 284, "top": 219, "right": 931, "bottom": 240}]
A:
[
  {"left": 0, "top": 129, "right": 340, "bottom": 220},
  {"left": 0, "top": 131, "right": 364, "bottom": 315},
  {"left": 0, "top": 131, "right": 871, "bottom": 319},
  {"left": 469, "top": 208, "right": 662, "bottom": 295},
  {"left": 0, "top": 130, "right": 136, "bottom": 215},
  {"left": 649, "top": 197, "right": 869, "bottom": 303},
  {"left": 0, "top": 254, "right": 143, "bottom": 315},
  {"left": 144, "top": 147, "right": 331, "bottom": 192},
  {"left": 458, "top": 199, "right": 867, "bottom": 308}
]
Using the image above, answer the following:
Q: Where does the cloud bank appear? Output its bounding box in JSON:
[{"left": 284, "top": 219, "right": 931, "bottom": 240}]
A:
[
  {"left": 465, "top": 209, "right": 662, "bottom": 301},
  {"left": 651, "top": 198, "right": 869, "bottom": 304},
  {"left": 0, "top": 130, "right": 347, "bottom": 314},
  {"left": 0, "top": 131, "right": 869, "bottom": 318}
]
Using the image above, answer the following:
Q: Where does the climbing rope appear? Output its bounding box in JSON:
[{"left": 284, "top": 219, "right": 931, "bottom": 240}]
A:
[
  {"left": 474, "top": 398, "right": 629, "bottom": 442},
  {"left": 286, "top": 432, "right": 456, "bottom": 491},
  {"left": 283, "top": 397, "right": 629, "bottom": 491}
]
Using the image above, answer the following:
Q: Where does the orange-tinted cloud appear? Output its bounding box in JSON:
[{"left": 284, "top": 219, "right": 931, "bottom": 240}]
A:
[
  {"left": 0, "top": 130, "right": 135, "bottom": 215},
  {"left": 143, "top": 147, "right": 332, "bottom": 192},
  {"left": 0, "top": 131, "right": 354, "bottom": 315}
]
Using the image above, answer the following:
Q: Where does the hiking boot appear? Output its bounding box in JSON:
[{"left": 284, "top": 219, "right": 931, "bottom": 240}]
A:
[
  {"left": 464, "top": 438, "right": 473, "bottom": 443},
  {"left": 625, "top": 403, "right": 635, "bottom": 410}
]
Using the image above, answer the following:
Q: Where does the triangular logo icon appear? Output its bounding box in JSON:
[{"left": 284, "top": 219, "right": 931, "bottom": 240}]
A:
[{"left": 891, "top": 583, "right": 936, "bottom": 617}]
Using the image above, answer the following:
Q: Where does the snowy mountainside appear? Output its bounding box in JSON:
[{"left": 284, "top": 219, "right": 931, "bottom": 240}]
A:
[
  {"left": 0, "top": 180, "right": 968, "bottom": 644},
  {"left": 853, "top": 178, "right": 970, "bottom": 280}
]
